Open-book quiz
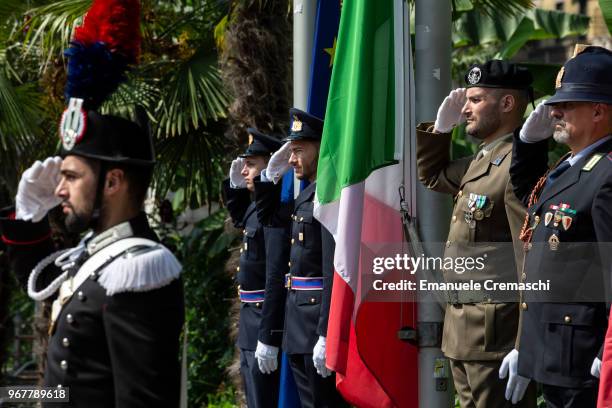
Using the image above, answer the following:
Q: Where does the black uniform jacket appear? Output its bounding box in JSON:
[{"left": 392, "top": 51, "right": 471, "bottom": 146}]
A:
[
  {"left": 0, "top": 210, "right": 184, "bottom": 408},
  {"left": 223, "top": 179, "right": 285, "bottom": 349},
  {"left": 279, "top": 182, "right": 335, "bottom": 355},
  {"left": 510, "top": 135, "right": 612, "bottom": 388}
]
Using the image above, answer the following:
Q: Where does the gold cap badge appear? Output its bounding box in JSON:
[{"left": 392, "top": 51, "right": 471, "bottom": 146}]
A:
[
  {"left": 291, "top": 115, "right": 303, "bottom": 132},
  {"left": 248, "top": 133, "right": 254, "bottom": 145},
  {"left": 556, "top": 44, "right": 592, "bottom": 89}
]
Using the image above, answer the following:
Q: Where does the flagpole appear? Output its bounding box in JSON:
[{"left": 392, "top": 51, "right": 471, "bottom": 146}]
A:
[
  {"left": 414, "top": 0, "right": 455, "bottom": 407},
  {"left": 293, "top": 0, "right": 317, "bottom": 198}
]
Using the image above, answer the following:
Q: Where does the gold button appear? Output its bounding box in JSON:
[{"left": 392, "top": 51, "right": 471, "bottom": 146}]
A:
[
  {"left": 240, "top": 248, "right": 243, "bottom": 253},
  {"left": 521, "top": 302, "right": 528, "bottom": 311},
  {"left": 300, "top": 217, "right": 304, "bottom": 222},
  {"left": 60, "top": 360, "right": 68, "bottom": 371},
  {"left": 62, "top": 337, "right": 70, "bottom": 348},
  {"left": 77, "top": 291, "right": 85, "bottom": 301},
  {"left": 452, "top": 215, "right": 457, "bottom": 222},
  {"left": 288, "top": 261, "right": 291, "bottom": 267},
  {"left": 66, "top": 314, "right": 74, "bottom": 324},
  {"left": 243, "top": 229, "right": 246, "bottom": 234},
  {"left": 255, "top": 303, "right": 261, "bottom": 308},
  {"left": 236, "top": 266, "right": 240, "bottom": 271},
  {"left": 564, "top": 315, "right": 571, "bottom": 323},
  {"left": 310, "top": 298, "right": 316, "bottom": 303},
  {"left": 458, "top": 190, "right": 463, "bottom": 197},
  {"left": 291, "top": 238, "right": 295, "bottom": 244}
]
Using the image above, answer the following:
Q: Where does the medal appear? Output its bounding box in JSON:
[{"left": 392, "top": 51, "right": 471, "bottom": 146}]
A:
[
  {"left": 561, "top": 215, "right": 572, "bottom": 231},
  {"left": 553, "top": 210, "right": 563, "bottom": 227},
  {"left": 548, "top": 234, "right": 560, "bottom": 251},
  {"left": 544, "top": 212, "right": 553, "bottom": 226},
  {"left": 464, "top": 210, "right": 474, "bottom": 225},
  {"left": 466, "top": 193, "right": 488, "bottom": 224}
]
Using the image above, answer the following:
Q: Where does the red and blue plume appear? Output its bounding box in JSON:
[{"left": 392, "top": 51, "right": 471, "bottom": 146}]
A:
[{"left": 64, "top": 0, "right": 141, "bottom": 110}]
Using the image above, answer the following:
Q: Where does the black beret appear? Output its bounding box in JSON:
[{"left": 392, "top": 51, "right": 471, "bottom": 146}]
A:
[{"left": 465, "top": 60, "right": 533, "bottom": 90}]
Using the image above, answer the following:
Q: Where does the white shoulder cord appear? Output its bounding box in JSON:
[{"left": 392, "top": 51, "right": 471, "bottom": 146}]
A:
[
  {"left": 27, "top": 232, "right": 93, "bottom": 301},
  {"left": 27, "top": 250, "right": 70, "bottom": 301}
]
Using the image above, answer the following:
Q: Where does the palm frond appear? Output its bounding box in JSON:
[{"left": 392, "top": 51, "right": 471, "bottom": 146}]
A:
[
  {"left": 157, "top": 48, "right": 229, "bottom": 138},
  {"left": 443, "top": 0, "right": 534, "bottom": 18},
  {"left": 20, "top": 0, "right": 91, "bottom": 73},
  {"left": 100, "top": 73, "right": 162, "bottom": 121},
  {"left": 153, "top": 120, "right": 228, "bottom": 210}
]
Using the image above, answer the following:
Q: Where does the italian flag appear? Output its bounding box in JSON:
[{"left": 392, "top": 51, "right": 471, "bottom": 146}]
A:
[{"left": 314, "top": 0, "right": 418, "bottom": 407}]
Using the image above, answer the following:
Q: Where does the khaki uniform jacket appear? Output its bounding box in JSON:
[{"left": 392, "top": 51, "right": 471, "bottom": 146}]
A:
[{"left": 416, "top": 122, "right": 526, "bottom": 361}]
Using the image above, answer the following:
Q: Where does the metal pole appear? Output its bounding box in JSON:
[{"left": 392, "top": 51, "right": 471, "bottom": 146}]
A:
[
  {"left": 292, "top": 0, "right": 316, "bottom": 108},
  {"left": 415, "top": 0, "right": 455, "bottom": 407},
  {"left": 292, "top": 0, "right": 316, "bottom": 197}
]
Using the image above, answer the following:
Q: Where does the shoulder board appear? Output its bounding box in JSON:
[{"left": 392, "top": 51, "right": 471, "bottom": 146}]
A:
[
  {"left": 582, "top": 153, "right": 604, "bottom": 172},
  {"left": 97, "top": 244, "right": 182, "bottom": 295}
]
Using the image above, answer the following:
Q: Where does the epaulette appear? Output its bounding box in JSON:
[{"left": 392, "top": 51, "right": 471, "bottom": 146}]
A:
[
  {"left": 97, "top": 244, "right": 182, "bottom": 295},
  {"left": 582, "top": 152, "right": 604, "bottom": 171}
]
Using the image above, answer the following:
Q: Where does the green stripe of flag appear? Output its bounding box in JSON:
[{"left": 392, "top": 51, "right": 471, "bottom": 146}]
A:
[{"left": 317, "top": 0, "right": 398, "bottom": 205}]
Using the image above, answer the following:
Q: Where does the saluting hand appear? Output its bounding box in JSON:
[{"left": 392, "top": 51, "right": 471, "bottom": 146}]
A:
[
  {"left": 229, "top": 158, "right": 247, "bottom": 189},
  {"left": 434, "top": 88, "right": 467, "bottom": 133},
  {"left": 519, "top": 100, "right": 554, "bottom": 143},
  {"left": 265, "top": 142, "right": 292, "bottom": 184},
  {"left": 16, "top": 157, "right": 63, "bottom": 222}
]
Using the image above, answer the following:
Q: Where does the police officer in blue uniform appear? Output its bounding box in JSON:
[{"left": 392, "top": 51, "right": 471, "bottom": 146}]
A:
[
  {"left": 0, "top": 105, "right": 184, "bottom": 408},
  {"left": 223, "top": 128, "right": 284, "bottom": 407},
  {"left": 262, "top": 109, "right": 347, "bottom": 408},
  {"left": 502, "top": 45, "right": 612, "bottom": 407}
]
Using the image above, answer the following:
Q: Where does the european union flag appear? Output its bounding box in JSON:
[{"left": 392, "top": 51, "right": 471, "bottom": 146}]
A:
[
  {"left": 307, "top": 0, "right": 341, "bottom": 119},
  {"left": 278, "top": 3, "right": 340, "bottom": 407}
]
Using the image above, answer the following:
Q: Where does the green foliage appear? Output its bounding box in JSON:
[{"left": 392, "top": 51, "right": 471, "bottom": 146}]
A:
[
  {"left": 453, "top": 8, "right": 590, "bottom": 58},
  {"left": 0, "top": 0, "right": 233, "bottom": 210},
  {"left": 161, "top": 210, "right": 239, "bottom": 407}
]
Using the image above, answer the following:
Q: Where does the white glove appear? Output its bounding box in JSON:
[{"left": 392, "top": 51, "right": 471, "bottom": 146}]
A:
[
  {"left": 499, "top": 349, "right": 530, "bottom": 404},
  {"left": 266, "top": 142, "right": 292, "bottom": 184},
  {"left": 254, "top": 341, "right": 279, "bottom": 374},
  {"left": 434, "top": 88, "right": 467, "bottom": 133},
  {"left": 312, "top": 336, "right": 332, "bottom": 378},
  {"left": 591, "top": 357, "right": 602, "bottom": 378},
  {"left": 15, "top": 157, "right": 63, "bottom": 222},
  {"left": 519, "top": 100, "right": 554, "bottom": 143},
  {"left": 229, "top": 158, "right": 246, "bottom": 188}
]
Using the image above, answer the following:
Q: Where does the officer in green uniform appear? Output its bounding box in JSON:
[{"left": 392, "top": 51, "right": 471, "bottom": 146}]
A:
[{"left": 416, "top": 60, "right": 538, "bottom": 408}]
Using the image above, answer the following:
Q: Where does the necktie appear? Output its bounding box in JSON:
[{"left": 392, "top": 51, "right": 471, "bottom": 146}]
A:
[{"left": 547, "top": 160, "right": 571, "bottom": 184}]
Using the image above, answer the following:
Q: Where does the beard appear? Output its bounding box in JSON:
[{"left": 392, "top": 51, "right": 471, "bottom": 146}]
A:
[
  {"left": 64, "top": 203, "right": 94, "bottom": 233},
  {"left": 466, "top": 114, "right": 501, "bottom": 140},
  {"left": 552, "top": 121, "right": 570, "bottom": 144}
]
